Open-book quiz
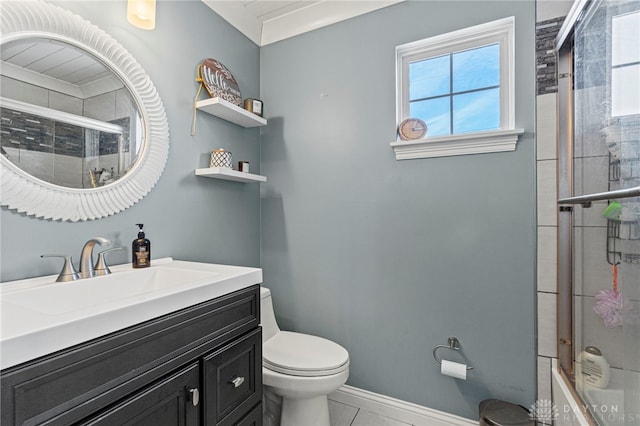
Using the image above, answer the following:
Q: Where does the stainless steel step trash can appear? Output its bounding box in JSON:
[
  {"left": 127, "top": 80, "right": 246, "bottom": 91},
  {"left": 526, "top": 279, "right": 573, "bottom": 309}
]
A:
[{"left": 479, "top": 399, "right": 535, "bottom": 426}]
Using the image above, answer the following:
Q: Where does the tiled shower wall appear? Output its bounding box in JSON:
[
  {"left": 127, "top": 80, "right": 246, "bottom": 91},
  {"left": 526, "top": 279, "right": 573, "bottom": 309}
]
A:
[
  {"left": 536, "top": 5, "right": 640, "bottom": 424},
  {"left": 535, "top": 1, "right": 572, "bottom": 417},
  {"left": 0, "top": 76, "right": 134, "bottom": 188}
]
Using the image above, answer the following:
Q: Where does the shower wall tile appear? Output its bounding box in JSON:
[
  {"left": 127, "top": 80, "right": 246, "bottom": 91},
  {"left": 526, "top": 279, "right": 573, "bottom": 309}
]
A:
[
  {"left": 0, "top": 76, "right": 48, "bottom": 108},
  {"left": 620, "top": 262, "right": 640, "bottom": 301},
  {"left": 575, "top": 294, "right": 624, "bottom": 369},
  {"left": 573, "top": 226, "right": 613, "bottom": 297},
  {"left": 573, "top": 156, "right": 612, "bottom": 228},
  {"left": 622, "top": 306, "right": 640, "bottom": 371},
  {"left": 115, "top": 88, "right": 135, "bottom": 118},
  {"left": 537, "top": 93, "right": 558, "bottom": 160},
  {"left": 537, "top": 356, "right": 552, "bottom": 407},
  {"left": 537, "top": 226, "right": 558, "bottom": 293},
  {"left": 538, "top": 292, "right": 558, "bottom": 358},
  {"left": 9, "top": 148, "right": 54, "bottom": 182},
  {"left": 536, "top": 17, "right": 564, "bottom": 95},
  {"left": 84, "top": 92, "right": 117, "bottom": 121},
  {"left": 49, "top": 92, "right": 83, "bottom": 116},
  {"left": 537, "top": 159, "right": 558, "bottom": 226},
  {"left": 573, "top": 202, "right": 609, "bottom": 228},
  {"left": 573, "top": 155, "right": 610, "bottom": 197},
  {"left": 573, "top": 86, "right": 609, "bottom": 159},
  {"left": 51, "top": 154, "right": 84, "bottom": 188}
]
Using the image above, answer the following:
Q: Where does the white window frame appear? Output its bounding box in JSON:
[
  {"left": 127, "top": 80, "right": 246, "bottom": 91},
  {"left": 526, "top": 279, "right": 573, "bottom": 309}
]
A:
[{"left": 391, "top": 16, "right": 523, "bottom": 160}]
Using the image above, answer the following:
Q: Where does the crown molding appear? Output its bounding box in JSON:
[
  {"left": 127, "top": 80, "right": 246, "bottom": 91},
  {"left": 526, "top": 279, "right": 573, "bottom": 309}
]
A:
[{"left": 202, "top": 1, "right": 405, "bottom": 46}]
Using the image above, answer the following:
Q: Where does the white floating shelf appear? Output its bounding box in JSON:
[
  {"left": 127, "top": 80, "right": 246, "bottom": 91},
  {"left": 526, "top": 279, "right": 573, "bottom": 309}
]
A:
[
  {"left": 195, "top": 167, "right": 267, "bottom": 183},
  {"left": 196, "top": 97, "right": 267, "bottom": 128}
]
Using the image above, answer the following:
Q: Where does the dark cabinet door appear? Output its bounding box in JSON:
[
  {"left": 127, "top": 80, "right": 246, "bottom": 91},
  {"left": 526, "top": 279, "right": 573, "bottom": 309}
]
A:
[
  {"left": 203, "top": 328, "right": 262, "bottom": 426},
  {"left": 79, "top": 363, "right": 201, "bottom": 426},
  {"left": 234, "top": 403, "right": 262, "bottom": 426}
]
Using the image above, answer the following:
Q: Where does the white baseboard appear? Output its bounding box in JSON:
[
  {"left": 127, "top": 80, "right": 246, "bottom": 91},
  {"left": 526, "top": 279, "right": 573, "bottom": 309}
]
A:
[{"left": 328, "top": 385, "right": 477, "bottom": 426}]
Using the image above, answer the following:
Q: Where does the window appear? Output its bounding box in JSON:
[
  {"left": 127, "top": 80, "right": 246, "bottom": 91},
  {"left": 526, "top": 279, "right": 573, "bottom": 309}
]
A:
[
  {"left": 392, "top": 17, "right": 523, "bottom": 160},
  {"left": 611, "top": 11, "right": 640, "bottom": 117}
]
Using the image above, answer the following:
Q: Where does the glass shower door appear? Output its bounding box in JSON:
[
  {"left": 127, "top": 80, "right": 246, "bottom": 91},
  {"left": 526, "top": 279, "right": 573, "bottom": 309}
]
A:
[{"left": 560, "top": 0, "right": 640, "bottom": 424}]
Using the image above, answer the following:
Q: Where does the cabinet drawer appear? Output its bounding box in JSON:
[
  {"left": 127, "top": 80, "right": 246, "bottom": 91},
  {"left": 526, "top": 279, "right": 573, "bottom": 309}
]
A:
[
  {"left": 204, "top": 328, "right": 262, "bottom": 426},
  {"left": 1, "top": 285, "right": 259, "bottom": 426},
  {"left": 79, "top": 363, "right": 201, "bottom": 426}
]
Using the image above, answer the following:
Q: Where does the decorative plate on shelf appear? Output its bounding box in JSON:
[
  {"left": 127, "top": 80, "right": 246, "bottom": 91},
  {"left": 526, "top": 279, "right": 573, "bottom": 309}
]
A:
[{"left": 197, "top": 58, "right": 242, "bottom": 106}]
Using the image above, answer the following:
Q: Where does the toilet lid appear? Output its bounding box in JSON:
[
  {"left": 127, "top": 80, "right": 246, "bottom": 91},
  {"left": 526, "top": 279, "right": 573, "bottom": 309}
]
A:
[{"left": 263, "top": 331, "right": 349, "bottom": 377}]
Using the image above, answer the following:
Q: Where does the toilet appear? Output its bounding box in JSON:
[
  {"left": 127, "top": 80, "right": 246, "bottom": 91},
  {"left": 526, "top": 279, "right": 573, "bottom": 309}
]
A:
[{"left": 260, "top": 286, "right": 349, "bottom": 426}]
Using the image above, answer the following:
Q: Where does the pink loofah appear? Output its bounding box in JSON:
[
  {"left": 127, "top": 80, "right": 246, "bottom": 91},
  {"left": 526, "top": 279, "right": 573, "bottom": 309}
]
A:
[{"left": 593, "top": 289, "right": 623, "bottom": 328}]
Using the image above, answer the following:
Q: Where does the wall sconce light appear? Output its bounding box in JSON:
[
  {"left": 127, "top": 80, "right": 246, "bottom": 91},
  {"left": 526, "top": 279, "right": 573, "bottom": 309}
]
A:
[{"left": 127, "top": 0, "right": 156, "bottom": 30}]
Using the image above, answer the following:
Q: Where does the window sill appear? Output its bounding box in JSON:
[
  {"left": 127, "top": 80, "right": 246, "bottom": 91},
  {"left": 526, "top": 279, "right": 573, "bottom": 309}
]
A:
[{"left": 389, "top": 128, "right": 524, "bottom": 160}]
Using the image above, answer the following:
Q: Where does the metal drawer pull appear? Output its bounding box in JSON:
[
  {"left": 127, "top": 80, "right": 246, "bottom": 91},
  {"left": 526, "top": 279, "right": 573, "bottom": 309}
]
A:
[
  {"left": 188, "top": 388, "right": 200, "bottom": 406},
  {"left": 230, "top": 376, "right": 245, "bottom": 388}
]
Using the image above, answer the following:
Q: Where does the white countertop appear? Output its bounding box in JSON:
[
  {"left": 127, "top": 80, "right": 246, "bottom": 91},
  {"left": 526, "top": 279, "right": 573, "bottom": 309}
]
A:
[{"left": 0, "top": 258, "right": 262, "bottom": 370}]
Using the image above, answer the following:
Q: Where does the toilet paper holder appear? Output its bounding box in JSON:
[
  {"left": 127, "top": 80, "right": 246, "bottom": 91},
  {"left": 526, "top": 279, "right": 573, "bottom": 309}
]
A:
[{"left": 432, "top": 337, "right": 474, "bottom": 370}]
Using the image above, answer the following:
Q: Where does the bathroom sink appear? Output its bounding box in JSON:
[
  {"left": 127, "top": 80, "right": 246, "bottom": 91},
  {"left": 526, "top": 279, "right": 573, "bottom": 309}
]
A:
[
  {"left": 3, "top": 265, "right": 217, "bottom": 315},
  {"left": 0, "top": 258, "right": 262, "bottom": 369}
]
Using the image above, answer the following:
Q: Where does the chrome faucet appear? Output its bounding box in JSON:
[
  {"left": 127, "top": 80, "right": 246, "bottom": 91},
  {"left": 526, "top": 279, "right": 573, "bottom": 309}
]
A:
[
  {"left": 40, "top": 254, "right": 80, "bottom": 282},
  {"left": 79, "top": 237, "right": 112, "bottom": 279}
]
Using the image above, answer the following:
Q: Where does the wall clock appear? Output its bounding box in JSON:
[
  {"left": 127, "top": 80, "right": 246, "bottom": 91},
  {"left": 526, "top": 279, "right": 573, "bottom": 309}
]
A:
[{"left": 398, "top": 118, "right": 427, "bottom": 141}]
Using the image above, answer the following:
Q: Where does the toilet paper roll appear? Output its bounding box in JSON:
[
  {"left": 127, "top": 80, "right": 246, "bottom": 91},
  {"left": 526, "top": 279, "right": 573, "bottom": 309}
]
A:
[{"left": 441, "top": 359, "right": 467, "bottom": 380}]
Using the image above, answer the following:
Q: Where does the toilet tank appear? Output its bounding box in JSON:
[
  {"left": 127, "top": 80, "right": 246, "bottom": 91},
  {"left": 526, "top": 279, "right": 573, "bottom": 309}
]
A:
[{"left": 260, "top": 287, "right": 280, "bottom": 343}]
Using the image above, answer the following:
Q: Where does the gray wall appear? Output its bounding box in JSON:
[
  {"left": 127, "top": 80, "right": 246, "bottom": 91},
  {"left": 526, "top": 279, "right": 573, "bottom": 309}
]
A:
[
  {"left": 0, "top": 0, "right": 262, "bottom": 281},
  {"left": 259, "top": 1, "right": 537, "bottom": 419},
  {"left": 1, "top": 0, "right": 538, "bottom": 420}
]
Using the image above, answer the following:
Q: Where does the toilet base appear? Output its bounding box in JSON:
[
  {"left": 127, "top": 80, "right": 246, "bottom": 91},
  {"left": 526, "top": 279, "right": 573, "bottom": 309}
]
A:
[
  {"left": 263, "top": 365, "right": 349, "bottom": 426},
  {"left": 263, "top": 386, "right": 282, "bottom": 426},
  {"left": 281, "top": 394, "right": 330, "bottom": 426}
]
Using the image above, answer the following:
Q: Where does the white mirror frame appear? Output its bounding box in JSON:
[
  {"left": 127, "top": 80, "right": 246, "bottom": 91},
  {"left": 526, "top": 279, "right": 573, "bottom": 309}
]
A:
[{"left": 0, "top": 1, "right": 169, "bottom": 221}]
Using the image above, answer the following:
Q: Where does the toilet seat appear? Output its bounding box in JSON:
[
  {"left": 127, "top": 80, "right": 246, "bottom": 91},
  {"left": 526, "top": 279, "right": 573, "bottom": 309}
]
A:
[{"left": 263, "top": 331, "right": 349, "bottom": 377}]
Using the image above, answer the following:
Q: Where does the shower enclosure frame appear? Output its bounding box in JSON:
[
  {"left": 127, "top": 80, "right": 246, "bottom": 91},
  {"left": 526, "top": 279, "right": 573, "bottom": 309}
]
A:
[
  {"left": 555, "top": 0, "right": 640, "bottom": 424},
  {"left": 556, "top": 13, "right": 575, "bottom": 378}
]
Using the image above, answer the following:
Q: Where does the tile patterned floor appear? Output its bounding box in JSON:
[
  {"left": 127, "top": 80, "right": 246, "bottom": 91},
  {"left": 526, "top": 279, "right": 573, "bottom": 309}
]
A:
[{"left": 329, "top": 400, "right": 413, "bottom": 426}]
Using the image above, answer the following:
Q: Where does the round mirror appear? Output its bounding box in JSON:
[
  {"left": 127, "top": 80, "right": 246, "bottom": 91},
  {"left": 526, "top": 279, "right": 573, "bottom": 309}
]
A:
[
  {"left": 1, "top": 37, "right": 145, "bottom": 190},
  {"left": 0, "top": 1, "right": 169, "bottom": 221}
]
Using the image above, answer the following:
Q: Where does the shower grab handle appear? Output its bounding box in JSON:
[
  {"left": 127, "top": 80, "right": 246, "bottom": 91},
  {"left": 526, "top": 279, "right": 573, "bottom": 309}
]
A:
[
  {"left": 558, "top": 185, "right": 640, "bottom": 206},
  {"left": 432, "top": 337, "right": 474, "bottom": 370}
]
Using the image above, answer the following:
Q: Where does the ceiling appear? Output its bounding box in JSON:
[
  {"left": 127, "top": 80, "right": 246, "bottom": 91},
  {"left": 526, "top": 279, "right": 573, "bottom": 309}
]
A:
[
  {"left": 1, "top": 38, "right": 123, "bottom": 99},
  {"left": 1, "top": 2, "right": 407, "bottom": 96},
  {"left": 202, "top": 0, "right": 406, "bottom": 46}
]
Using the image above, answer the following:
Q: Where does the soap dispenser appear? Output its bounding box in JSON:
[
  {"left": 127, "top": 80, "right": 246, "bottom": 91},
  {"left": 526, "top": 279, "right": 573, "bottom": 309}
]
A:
[{"left": 132, "top": 223, "right": 151, "bottom": 268}]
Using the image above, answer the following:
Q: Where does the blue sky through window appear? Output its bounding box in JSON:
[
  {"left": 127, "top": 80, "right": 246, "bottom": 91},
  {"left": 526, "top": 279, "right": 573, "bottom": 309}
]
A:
[
  {"left": 409, "top": 55, "right": 450, "bottom": 100},
  {"left": 410, "top": 97, "right": 450, "bottom": 136},
  {"left": 408, "top": 43, "right": 500, "bottom": 136}
]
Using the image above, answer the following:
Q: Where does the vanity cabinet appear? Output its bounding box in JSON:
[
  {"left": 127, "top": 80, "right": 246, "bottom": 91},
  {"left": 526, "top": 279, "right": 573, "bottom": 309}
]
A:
[
  {"left": 0, "top": 285, "right": 262, "bottom": 426},
  {"left": 81, "top": 363, "right": 201, "bottom": 426},
  {"left": 204, "top": 330, "right": 262, "bottom": 426}
]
